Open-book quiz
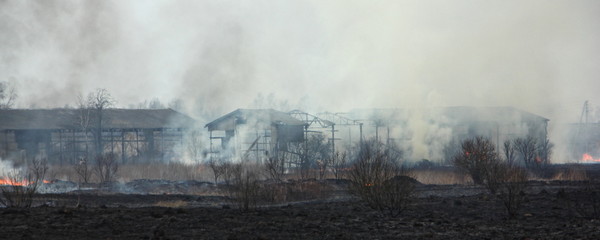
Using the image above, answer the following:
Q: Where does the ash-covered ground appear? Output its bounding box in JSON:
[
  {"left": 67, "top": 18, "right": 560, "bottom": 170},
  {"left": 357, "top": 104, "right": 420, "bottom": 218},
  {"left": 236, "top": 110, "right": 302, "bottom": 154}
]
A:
[{"left": 1, "top": 165, "right": 600, "bottom": 239}]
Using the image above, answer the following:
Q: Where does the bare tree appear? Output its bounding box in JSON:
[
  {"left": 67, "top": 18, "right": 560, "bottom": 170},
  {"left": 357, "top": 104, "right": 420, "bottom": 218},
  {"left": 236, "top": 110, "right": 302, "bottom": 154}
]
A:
[
  {"left": 513, "top": 136, "right": 538, "bottom": 170},
  {"left": 535, "top": 137, "right": 554, "bottom": 176},
  {"left": 503, "top": 140, "right": 516, "bottom": 166},
  {"left": 186, "top": 130, "right": 203, "bottom": 164},
  {"left": 77, "top": 89, "right": 115, "bottom": 155},
  {"left": 0, "top": 81, "right": 17, "bottom": 109},
  {"left": 452, "top": 136, "right": 499, "bottom": 185}
]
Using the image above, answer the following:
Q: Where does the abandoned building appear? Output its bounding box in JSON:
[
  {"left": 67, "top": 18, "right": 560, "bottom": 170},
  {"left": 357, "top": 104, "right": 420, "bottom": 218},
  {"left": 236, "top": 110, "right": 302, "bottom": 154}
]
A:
[
  {"left": 343, "top": 106, "right": 550, "bottom": 160},
  {"left": 206, "top": 106, "right": 551, "bottom": 163},
  {"left": 205, "top": 109, "right": 306, "bottom": 162},
  {"left": 0, "top": 108, "right": 196, "bottom": 164}
]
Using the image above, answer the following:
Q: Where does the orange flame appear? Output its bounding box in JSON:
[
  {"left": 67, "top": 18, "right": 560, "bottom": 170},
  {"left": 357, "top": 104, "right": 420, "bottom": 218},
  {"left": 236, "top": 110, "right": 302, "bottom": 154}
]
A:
[
  {"left": 0, "top": 178, "right": 50, "bottom": 186},
  {"left": 582, "top": 153, "right": 600, "bottom": 162}
]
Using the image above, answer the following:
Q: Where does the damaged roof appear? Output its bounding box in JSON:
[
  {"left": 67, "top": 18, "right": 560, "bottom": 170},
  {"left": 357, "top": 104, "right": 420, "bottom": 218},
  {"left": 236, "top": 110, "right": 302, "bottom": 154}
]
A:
[
  {"left": 205, "top": 109, "right": 306, "bottom": 131},
  {"left": 0, "top": 108, "right": 196, "bottom": 130}
]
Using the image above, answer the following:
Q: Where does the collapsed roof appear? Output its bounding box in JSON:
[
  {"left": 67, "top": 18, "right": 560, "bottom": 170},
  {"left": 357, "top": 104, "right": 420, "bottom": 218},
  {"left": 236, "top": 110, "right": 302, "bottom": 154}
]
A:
[{"left": 205, "top": 109, "right": 306, "bottom": 131}]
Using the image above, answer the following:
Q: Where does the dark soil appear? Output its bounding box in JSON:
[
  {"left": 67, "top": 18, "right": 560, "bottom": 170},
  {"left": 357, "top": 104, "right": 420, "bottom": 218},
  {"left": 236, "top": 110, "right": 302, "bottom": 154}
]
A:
[{"left": 1, "top": 180, "right": 600, "bottom": 240}]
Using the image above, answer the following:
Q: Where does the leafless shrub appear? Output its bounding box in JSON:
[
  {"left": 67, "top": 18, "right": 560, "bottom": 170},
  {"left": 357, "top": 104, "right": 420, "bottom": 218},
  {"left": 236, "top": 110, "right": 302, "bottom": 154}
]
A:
[
  {"left": 329, "top": 151, "right": 348, "bottom": 180},
  {"left": 452, "top": 136, "right": 499, "bottom": 185},
  {"left": 483, "top": 159, "right": 506, "bottom": 194},
  {"left": 348, "top": 139, "right": 414, "bottom": 217},
  {"left": 73, "top": 157, "right": 92, "bottom": 184},
  {"left": 0, "top": 158, "right": 48, "bottom": 208},
  {"left": 495, "top": 165, "right": 529, "bottom": 218},
  {"left": 451, "top": 136, "right": 529, "bottom": 218},
  {"left": 299, "top": 134, "right": 331, "bottom": 180},
  {"left": 227, "top": 163, "right": 262, "bottom": 211},
  {"left": 316, "top": 158, "right": 330, "bottom": 180},
  {"left": 208, "top": 159, "right": 227, "bottom": 184},
  {"left": 264, "top": 152, "right": 286, "bottom": 181},
  {"left": 94, "top": 153, "right": 118, "bottom": 183}
]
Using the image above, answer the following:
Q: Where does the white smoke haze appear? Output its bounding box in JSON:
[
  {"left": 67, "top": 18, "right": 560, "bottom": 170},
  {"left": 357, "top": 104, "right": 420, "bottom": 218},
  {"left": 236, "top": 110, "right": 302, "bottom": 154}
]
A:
[{"left": 1, "top": 0, "right": 600, "bottom": 161}]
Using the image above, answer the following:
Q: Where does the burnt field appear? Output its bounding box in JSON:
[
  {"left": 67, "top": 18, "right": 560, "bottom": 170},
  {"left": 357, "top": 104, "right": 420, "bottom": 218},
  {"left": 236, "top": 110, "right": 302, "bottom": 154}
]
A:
[{"left": 1, "top": 165, "right": 600, "bottom": 240}]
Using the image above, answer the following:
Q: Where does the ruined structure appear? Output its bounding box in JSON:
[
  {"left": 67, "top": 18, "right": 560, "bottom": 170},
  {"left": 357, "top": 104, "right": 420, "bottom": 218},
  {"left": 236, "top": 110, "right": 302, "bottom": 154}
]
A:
[
  {"left": 205, "top": 109, "right": 306, "bottom": 162},
  {"left": 0, "top": 109, "right": 195, "bottom": 164},
  {"left": 344, "top": 106, "right": 549, "bottom": 160},
  {"left": 206, "top": 106, "right": 550, "bottom": 163}
]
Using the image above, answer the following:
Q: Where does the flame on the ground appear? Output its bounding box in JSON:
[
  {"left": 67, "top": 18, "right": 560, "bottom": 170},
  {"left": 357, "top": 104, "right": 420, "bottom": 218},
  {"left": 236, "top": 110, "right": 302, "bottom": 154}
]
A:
[
  {"left": 0, "top": 178, "right": 50, "bottom": 186},
  {"left": 582, "top": 153, "right": 600, "bottom": 162}
]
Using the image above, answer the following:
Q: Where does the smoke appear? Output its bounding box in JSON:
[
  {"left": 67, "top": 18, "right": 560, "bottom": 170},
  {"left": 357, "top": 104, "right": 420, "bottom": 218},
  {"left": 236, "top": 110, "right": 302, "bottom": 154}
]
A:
[{"left": 2, "top": 0, "right": 599, "bottom": 161}]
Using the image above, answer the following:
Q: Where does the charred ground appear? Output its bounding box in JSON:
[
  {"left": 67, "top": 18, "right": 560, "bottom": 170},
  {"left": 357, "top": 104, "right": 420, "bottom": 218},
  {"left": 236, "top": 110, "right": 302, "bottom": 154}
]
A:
[{"left": 1, "top": 164, "right": 600, "bottom": 239}]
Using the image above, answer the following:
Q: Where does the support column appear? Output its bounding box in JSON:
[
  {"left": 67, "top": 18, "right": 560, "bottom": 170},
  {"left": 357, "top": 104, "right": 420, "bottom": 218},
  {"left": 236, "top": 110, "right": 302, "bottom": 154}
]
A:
[
  {"left": 331, "top": 124, "right": 336, "bottom": 156},
  {"left": 121, "top": 130, "right": 126, "bottom": 164}
]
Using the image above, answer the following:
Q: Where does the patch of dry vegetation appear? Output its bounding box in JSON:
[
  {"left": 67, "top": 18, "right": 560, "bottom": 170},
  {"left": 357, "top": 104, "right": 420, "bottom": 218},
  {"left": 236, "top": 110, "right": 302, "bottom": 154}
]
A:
[
  {"left": 552, "top": 164, "right": 589, "bottom": 181},
  {"left": 412, "top": 168, "right": 472, "bottom": 185},
  {"left": 49, "top": 162, "right": 211, "bottom": 183},
  {"left": 154, "top": 200, "right": 189, "bottom": 208}
]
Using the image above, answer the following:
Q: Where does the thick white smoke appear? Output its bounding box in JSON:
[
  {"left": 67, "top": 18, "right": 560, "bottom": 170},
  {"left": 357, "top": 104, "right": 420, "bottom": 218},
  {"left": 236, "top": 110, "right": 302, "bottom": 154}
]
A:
[{"left": 1, "top": 0, "right": 599, "bottom": 162}]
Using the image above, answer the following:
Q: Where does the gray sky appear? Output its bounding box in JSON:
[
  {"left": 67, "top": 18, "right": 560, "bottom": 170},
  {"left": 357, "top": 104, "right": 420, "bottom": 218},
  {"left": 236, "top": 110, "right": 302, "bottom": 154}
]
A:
[{"left": 1, "top": 0, "right": 599, "bottom": 124}]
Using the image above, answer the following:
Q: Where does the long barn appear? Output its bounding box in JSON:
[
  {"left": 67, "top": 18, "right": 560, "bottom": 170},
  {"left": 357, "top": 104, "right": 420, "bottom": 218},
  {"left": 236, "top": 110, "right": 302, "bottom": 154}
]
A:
[{"left": 0, "top": 108, "right": 196, "bottom": 164}]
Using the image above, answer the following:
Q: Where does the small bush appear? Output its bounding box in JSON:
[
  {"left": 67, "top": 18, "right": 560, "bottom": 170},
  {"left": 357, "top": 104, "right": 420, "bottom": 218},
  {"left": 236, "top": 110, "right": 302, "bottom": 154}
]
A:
[
  {"left": 226, "top": 163, "right": 262, "bottom": 211},
  {"left": 453, "top": 136, "right": 529, "bottom": 218},
  {"left": 348, "top": 139, "right": 415, "bottom": 217},
  {"left": 496, "top": 165, "right": 529, "bottom": 218},
  {"left": 94, "top": 153, "right": 118, "bottom": 183},
  {"left": 452, "top": 136, "right": 498, "bottom": 185}
]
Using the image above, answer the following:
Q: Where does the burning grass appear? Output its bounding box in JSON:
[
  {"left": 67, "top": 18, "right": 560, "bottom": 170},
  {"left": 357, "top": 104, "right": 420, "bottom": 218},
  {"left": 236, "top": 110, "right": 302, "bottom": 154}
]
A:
[{"left": 552, "top": 164, "right": 589, "bottom": 181}]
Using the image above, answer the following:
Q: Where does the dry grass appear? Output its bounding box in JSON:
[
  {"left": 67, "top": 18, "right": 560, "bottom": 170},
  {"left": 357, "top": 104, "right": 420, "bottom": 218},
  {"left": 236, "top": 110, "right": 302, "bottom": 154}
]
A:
[
  {"left": 552, "top": 164, "right": 589, "bottom": 181},
  {"left": 118, "top": 162, "right": 211, "bottom": 182},
  {"left": 153, "top": 200, "right": 189, "bottom": 208},
  {"left": 412, "top": 168, "right": 472, "bottom": 185},
  {"left": 47, "top": 162, "right": 212, "bottom": 183}
]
